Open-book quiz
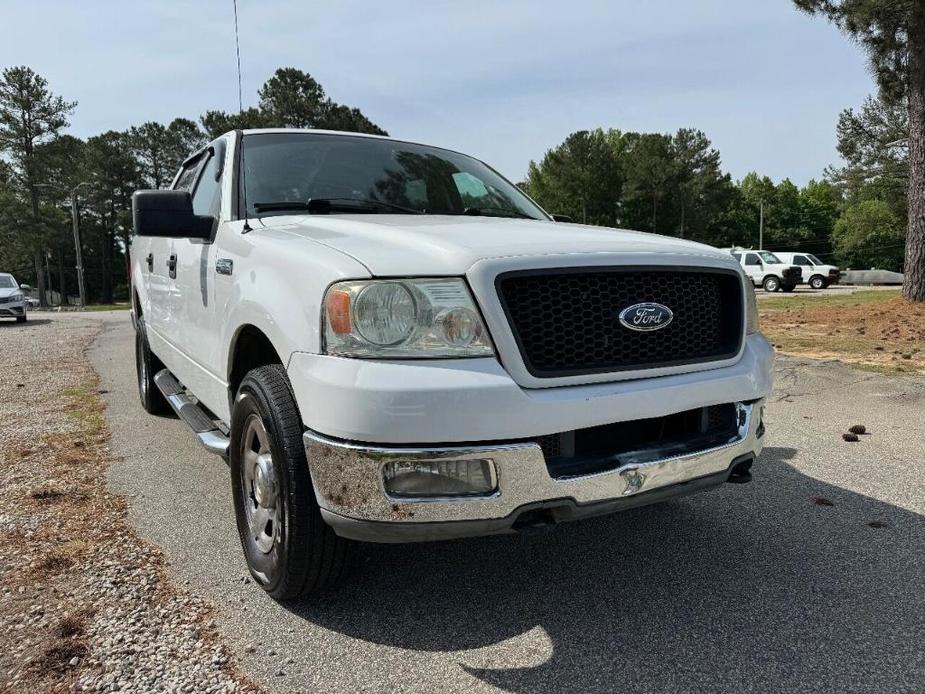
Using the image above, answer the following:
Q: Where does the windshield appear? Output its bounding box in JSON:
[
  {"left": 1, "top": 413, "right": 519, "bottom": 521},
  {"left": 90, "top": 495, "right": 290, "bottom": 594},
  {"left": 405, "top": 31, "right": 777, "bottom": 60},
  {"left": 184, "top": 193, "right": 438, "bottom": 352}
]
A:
[
  {"left": 240, "top": 133, "right": 548, "bottom": 220},
  {"left": 0, "top": 275, "right": 16, "bottom": 289},
  {"left": 758, "top": 251, "right": 782, "bottom": 264},
  {"left": 807, "top": 254, "right": 824, "bottom": 265}
]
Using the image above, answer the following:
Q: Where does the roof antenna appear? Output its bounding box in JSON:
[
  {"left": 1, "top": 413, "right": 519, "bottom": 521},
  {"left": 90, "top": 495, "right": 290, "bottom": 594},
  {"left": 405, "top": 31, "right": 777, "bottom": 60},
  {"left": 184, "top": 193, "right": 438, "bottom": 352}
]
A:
[
  {"left": 233, "top": 0, "right": 244, "bottom": 113},
  {"left": 233, "top": 0, "right": 252, "bottom": 233}
]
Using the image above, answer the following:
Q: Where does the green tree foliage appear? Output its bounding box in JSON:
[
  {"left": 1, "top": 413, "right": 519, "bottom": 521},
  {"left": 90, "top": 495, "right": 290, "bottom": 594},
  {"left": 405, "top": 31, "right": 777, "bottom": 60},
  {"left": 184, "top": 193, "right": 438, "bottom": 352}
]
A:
[
  {"left": 794, "top": 0, "right": 924, "bottom": 299},
  {"left": 524, "top": 129, "right": 622, "bottom": 226},
  {"left": 259, "top": 67, "right": 387, "bottom": 135},
  {"left": 0, "top": 65, "right": 76, "bottom": 304},
  {"left": 829, "top": 95, "right": 907, "bottom": 216},
  {"left": 832, "top": 199, "right": 905, "bottom": 270},
  {"left": 81, "top": 131, "right": 142, "bottom": 303},
  {"left": 200, "top": 107, "right": 271, "bottom": 140},
  {"left": 130, "top": 119, "right": 206, "bottom": 188},
  {"left": 202, "top": 68, "right": 387, "bottom": 139},
  {"left": 0, "top": 64, "right": 389, "bottom": 306},
  {"left": 525, "top": 128, "right": 741, "bottom": 246}
]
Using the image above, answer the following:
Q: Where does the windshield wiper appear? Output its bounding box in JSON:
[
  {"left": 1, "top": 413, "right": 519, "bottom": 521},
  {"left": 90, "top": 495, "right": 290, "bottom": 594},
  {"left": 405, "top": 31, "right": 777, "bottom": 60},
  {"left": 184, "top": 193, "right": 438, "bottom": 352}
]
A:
[
  {"left": 253, "top": 198, "right": 424, "bottom": 215},
  {"left": 462, "top": 206, "right": 532, "bottom": 219}
]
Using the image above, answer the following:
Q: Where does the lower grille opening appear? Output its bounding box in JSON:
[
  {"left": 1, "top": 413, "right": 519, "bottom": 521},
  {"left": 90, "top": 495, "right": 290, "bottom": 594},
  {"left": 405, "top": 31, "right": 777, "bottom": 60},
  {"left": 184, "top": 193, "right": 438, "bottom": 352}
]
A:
[{"left": 539, "top": 404, "right": 741, "bottom": 480}]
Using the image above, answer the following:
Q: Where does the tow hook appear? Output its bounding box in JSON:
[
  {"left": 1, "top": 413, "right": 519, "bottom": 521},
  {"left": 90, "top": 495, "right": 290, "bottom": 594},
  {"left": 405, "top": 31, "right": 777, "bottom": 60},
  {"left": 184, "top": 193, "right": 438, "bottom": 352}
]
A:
[{"left": 727, "top": 454, "right": 754, "bottom": 484}]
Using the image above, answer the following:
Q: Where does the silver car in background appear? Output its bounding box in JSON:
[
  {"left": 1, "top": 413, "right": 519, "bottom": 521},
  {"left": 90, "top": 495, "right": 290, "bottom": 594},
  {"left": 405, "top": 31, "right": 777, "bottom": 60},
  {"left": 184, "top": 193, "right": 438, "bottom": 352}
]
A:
[{"left": 0, "top": 273, "right": 28, "bottom": 323}]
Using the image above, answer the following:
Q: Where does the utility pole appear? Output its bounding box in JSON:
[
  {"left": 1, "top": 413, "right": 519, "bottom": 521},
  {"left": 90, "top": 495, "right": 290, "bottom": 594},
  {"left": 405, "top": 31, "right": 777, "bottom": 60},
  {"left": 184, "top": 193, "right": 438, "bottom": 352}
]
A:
[
  {"left": 758, "top": 199, "right": 764, "bottom": 251},
  {"left": 70, "top": 186, "right": 88, "bottom": 307},
  {"left": 36, "top": 182, "right": 91, "bottom": 307}
]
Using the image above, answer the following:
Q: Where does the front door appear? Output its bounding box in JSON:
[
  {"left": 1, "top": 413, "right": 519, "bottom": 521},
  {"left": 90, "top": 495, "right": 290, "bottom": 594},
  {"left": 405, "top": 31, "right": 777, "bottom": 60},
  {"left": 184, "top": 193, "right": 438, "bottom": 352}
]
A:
[{"left": 743, "top": 252, "right": 763, "bottom": 285}]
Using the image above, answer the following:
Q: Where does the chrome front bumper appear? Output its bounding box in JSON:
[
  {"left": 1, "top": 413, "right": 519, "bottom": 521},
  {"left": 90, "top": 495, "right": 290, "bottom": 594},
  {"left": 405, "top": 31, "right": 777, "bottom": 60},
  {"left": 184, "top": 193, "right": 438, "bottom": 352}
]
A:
[{"left": 306, "top": 400, "right": 765, "bottom": 542}]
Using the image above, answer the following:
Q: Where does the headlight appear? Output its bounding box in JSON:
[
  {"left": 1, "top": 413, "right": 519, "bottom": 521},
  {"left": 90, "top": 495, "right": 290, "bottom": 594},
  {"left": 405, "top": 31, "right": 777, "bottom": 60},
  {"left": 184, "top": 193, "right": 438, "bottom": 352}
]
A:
[
  {"left": 323, "top": 278, "right": 494, "bottom": 357},
  {"left": 744, "top": 276, "right": 759, "bottom": 334},
  {"left": 11, "top": 292, "right": 24, "bottom": 302}
]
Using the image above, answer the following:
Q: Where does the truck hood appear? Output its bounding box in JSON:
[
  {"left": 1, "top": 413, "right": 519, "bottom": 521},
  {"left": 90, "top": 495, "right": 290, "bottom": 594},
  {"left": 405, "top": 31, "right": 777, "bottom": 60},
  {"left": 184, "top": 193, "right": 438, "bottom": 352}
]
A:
[{"left": 257, "top": 214, "right": 732, "bottom": 276}]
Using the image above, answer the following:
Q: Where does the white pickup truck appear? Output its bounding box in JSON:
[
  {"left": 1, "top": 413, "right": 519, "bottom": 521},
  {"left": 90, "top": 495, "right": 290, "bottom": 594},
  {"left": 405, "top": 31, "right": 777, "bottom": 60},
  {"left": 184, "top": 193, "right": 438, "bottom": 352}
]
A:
[{"left": 130, "top": 129, "right": 773, "bottom": 601}]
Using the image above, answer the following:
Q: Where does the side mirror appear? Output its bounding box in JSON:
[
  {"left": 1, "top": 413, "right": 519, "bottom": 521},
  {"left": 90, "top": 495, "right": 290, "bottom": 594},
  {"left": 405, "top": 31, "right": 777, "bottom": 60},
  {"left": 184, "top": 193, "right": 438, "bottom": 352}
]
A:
[
  {"left": 19, "top": 283, "right": 30, "bottom": 290},
  {"left": 551, "top": 214, "right": 573, "bottom": 223},
  {"left": 133, "top": 190, "right": 213, "bottom": 239}
]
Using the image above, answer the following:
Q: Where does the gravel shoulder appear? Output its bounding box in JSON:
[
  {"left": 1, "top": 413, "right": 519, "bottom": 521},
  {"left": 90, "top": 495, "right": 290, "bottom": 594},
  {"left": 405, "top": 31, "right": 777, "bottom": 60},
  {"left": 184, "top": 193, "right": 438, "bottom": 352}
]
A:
[
  {"left": 0, "top": 313, "right": 259, "bottom": 693},
  {"left": 89, "top": 312, "right": 925, "bottom": 693}
]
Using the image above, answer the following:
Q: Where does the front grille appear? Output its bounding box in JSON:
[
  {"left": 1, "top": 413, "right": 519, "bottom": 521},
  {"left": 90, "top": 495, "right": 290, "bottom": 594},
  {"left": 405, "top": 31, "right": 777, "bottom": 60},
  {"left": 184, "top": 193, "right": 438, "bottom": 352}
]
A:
[{"left": 496, "top": 267, "right": 744, "bottom": 377}]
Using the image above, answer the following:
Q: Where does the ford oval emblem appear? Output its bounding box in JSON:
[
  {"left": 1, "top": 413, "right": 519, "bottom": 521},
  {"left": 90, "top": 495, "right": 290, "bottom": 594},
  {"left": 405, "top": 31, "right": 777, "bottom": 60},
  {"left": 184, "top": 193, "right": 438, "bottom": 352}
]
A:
[{"left": 618, "top": 302, "right": 674, "bottom": 332}]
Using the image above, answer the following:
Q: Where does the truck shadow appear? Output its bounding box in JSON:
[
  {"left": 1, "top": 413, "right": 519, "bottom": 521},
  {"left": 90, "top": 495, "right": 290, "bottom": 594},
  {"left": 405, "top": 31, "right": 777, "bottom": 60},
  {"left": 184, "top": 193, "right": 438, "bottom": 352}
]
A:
[{"left": 288, "top": 446, "right": 925, "bottom": 692}]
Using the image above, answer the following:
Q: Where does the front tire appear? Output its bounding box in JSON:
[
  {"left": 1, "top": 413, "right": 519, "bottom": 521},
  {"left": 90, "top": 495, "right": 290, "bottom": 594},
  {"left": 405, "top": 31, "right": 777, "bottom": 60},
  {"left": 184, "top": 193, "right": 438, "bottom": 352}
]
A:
[
  {"left": 809, "top": 275, "right": 827, "bottom": 290},
  {"left": 762, "top": 276, "right": 781, "bottom": 292},
  {"left": 230, "top": 364, "right": 350, "bottom": 601},
  {"left": 135, "top": 317, "right": 170, "bottom": 415}
]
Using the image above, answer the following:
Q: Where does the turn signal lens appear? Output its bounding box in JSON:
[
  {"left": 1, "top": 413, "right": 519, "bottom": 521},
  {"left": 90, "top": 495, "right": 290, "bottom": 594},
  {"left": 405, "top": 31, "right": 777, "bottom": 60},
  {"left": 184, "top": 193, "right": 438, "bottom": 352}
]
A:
[
  {"left": 382, "top": 459, "right": 497, "bottom": 498},
  {"left": 325, "top": 290, "right": 352, "bottom": 334}
]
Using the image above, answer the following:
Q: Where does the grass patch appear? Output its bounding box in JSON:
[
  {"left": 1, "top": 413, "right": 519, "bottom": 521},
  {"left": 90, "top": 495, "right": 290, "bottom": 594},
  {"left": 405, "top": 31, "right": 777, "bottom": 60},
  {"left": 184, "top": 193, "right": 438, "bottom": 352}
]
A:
[
  {"left": 62, "top": 378, "right": 106, "bottom": 431},
  {"left": 82, "top": 303, "right": 130, "bottom": 312},
  {"left": 760, "top": 289, "right": 901, "bottom": 311}
]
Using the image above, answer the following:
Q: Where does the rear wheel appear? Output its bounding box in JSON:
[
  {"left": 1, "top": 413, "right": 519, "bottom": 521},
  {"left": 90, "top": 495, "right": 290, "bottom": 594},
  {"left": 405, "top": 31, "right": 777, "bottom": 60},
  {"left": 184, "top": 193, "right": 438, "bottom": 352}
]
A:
[
  {"left": 762, "top": 275, "right": 781, "bottom": 292},
  {"left": 809, "top": 275, "right": 827, "bottom": 290},
  {"left": 135, "top": 317, "right": 170, "bottom": 415},
  {"left": 230, "top": 364, "right": 350, "bottom": 601}
]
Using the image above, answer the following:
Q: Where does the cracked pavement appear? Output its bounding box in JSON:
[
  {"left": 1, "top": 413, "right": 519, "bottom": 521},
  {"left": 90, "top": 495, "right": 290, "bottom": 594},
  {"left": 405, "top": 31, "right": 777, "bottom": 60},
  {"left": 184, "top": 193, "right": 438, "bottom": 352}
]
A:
[{"left": 87, "top": 311, "right": 925, "bottom": 693}]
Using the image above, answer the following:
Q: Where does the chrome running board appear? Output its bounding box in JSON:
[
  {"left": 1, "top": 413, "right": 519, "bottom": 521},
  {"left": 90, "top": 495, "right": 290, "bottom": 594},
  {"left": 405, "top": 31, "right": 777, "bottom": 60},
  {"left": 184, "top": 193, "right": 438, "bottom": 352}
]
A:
[{"left": 153, "top": 369, "right": 230, "bottom": 457}]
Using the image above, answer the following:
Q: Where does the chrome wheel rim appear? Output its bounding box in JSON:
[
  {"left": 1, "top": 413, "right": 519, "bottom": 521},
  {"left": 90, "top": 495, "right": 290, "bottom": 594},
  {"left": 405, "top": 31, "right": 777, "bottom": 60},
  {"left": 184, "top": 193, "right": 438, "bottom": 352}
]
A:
[{"left": 241, "top": 414, "right": 279, "bottom": 554}]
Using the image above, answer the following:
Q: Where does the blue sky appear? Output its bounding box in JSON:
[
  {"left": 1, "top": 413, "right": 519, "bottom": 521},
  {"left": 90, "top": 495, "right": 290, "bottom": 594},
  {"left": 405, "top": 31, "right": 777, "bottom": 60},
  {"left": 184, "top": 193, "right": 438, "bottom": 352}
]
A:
[{"left": 1, "top": 0, "right": 874, "bottom": 184}]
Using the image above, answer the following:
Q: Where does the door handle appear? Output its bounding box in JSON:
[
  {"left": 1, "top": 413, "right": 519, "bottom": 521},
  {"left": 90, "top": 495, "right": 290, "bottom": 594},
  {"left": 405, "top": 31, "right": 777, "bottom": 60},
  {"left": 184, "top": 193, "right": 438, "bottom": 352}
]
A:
[
  {"left": 167, "top": 254, "right": 177, "bottom": 280},
  {"left": 146, "top": 253, "right": 154, "bottom": 272}
]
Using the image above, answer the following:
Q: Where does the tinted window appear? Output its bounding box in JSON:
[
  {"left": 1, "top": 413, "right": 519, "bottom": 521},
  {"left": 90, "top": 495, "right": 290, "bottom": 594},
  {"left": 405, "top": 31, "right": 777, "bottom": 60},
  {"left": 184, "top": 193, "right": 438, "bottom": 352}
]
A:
[
  {"left": 731, "top": 252, "right": 742, "bottom": 262},
  {"left": 240, "top": 133, "right": 547, "bottom": 220},
  {"left": 744, "top": 253, "right": 761, "bottom": 266},
  {"left": 793, "top": 255, "right": 811, "bottom": 266},
  {"left": 191, "top": 154, "right": 221, "bottom": 217}
]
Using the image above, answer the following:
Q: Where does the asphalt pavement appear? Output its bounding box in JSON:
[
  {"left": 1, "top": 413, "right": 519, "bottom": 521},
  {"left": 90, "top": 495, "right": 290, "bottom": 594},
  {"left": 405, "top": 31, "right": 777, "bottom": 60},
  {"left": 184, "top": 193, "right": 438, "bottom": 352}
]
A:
[{"left": 88, "top": 311, "right": 925, "bottom": 693}]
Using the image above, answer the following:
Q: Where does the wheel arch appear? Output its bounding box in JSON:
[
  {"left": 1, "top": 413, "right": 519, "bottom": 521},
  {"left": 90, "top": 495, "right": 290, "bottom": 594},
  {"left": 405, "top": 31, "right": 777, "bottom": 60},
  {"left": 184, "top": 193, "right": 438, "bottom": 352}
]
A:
[{"left": 227, "top": 324, "right": 285, "bottom": 408}]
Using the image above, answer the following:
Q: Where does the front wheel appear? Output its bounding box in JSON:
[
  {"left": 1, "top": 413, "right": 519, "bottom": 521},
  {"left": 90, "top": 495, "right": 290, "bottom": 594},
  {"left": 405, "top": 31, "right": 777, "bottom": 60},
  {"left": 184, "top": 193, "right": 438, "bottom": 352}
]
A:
[
  {"left": 762, "top": 276, "right": 781, "bottom": 292},
  {"left": 230, "top": 364, "right": 351, "bottom": 601},
  {"left": 809, "top": 275, "right": 827, "bottom": 290}
]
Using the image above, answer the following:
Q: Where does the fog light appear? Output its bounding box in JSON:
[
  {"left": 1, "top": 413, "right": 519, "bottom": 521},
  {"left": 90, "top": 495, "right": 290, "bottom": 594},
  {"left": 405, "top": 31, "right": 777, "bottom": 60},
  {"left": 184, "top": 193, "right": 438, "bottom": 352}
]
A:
[{"left": 383, "top": 459, "right": 497, "bottom": 498}]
